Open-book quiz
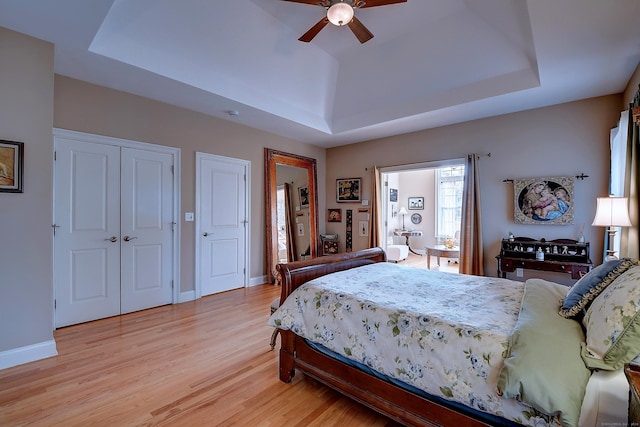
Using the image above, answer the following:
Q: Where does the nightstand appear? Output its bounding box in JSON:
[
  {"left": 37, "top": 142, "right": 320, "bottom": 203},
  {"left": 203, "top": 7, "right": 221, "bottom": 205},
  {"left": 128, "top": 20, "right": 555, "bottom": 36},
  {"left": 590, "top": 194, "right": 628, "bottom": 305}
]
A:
[{"left": 625, "top": 364, "right": 640, "bottom": 426}]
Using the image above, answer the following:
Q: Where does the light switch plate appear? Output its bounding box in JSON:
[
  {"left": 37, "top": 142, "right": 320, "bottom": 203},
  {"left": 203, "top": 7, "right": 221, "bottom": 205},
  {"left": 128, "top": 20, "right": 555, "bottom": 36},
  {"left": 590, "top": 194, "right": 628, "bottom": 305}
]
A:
[{"left": 185, "top": 212, "right": 194, "bottom": 221}]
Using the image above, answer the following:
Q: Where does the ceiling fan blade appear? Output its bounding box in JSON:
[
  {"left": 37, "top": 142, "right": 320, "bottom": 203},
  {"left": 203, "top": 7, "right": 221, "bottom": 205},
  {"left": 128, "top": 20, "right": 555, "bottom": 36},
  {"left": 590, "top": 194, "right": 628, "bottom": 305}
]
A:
[
  {"left": 281, "top": 0, "right": 325, "bottom": 5},
  {"left": 299, "top": 18, "right": 329, "bottom": 42},
  {"left": 359, "top": 0, "right": 407, "bottom": 8},
  {"left": 348, "top": 16, "right": 374, "bottom": 43}
]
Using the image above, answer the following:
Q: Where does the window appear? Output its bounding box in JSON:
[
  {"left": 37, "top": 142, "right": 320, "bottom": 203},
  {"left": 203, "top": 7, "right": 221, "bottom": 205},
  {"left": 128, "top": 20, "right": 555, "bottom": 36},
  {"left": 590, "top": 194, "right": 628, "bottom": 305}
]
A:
[{"left": 435, "top": 165, "right": 464, "bottom": 242}]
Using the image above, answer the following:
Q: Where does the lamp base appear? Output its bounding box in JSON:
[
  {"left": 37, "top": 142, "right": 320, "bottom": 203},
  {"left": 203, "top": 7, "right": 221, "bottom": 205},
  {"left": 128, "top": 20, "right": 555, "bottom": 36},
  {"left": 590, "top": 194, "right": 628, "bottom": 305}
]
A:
[{"left": 606, "top": 227, "right": 618, "bottom": 261}]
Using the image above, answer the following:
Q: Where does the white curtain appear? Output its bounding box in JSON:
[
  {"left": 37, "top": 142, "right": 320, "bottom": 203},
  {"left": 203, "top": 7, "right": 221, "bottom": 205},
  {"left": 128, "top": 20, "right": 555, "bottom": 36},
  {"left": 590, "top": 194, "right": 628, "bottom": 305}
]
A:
[{"left": 609, "top": 111, "right": 629, "bottom": 258}]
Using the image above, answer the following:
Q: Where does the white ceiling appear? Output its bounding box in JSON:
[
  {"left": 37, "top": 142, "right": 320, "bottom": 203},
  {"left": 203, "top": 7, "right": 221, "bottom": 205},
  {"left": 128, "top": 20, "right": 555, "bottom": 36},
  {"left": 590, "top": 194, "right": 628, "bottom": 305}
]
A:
[{"left": 1, "top": 0, "right": 639, "bottom": 148}]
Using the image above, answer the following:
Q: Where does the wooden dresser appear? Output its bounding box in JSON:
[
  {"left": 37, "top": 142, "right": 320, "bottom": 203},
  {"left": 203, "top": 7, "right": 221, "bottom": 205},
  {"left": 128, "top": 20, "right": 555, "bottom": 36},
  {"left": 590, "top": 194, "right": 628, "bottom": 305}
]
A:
[{"left": 496, "top": 237, "right": 592, "bottom": 280}]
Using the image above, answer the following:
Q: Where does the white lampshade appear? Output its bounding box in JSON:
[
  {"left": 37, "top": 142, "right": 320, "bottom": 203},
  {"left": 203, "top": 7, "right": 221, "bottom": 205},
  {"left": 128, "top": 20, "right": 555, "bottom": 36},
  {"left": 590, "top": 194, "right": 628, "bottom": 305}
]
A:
[
  {"left": 592, "top": 196, "right": 632, "bottom": 227},
  {"left": 327, "top": 2, "right": 354, "bottom": 26},
  {"left": 398, "top": 206, "right": 408, "bottom": 216}
]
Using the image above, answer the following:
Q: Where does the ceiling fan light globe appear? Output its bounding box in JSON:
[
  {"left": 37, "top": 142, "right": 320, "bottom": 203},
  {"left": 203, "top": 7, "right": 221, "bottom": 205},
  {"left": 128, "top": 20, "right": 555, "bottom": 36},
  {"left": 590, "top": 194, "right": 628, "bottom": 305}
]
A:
[{"left": 327, "top": 2, "right": 354, "bottom": 26}]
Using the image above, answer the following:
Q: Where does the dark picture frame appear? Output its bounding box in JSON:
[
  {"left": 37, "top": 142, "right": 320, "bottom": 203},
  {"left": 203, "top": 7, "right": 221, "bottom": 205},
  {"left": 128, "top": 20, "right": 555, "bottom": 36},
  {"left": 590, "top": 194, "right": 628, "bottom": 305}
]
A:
[
  {"left": 514, "top": 176, "right": 574, "bottom": 224},
  {"left": 389, "top": 188, "right": 398, "bottom": 202},
  {"left": 328, "top": 208, "right": 342, "bottom": 222},
  {"left": 298, "top": 185, "right": 309, "bottom": 208},
  {"left": 0, "top": 140, "right": 24, "bottom": 193},
  {"left": 336, "top": 178, "right": 361, "bottom": 203},
  {"left": 408, "top": 196, "right": 424, "bottom": 210}
]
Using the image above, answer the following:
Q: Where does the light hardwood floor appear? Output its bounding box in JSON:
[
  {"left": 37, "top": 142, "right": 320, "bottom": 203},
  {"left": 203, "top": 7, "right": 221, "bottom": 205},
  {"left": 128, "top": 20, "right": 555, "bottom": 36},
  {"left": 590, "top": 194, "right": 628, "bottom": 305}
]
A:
[
  {"left": 396, "top": 251, "right": 460, "bottom": 274},
  {"left": 0, "top": 284, "right": 401, "bottom": 427}
]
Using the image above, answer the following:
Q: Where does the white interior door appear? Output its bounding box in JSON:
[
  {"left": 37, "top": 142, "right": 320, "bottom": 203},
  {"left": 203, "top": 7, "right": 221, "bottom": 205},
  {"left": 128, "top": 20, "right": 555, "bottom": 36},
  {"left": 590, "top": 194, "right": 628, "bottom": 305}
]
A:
[
  {"left": 54, "top": 138, "right": 121, "bottom": 328},
  {"left": 54, "top": 130, "right": 178, "bottom": 328},
  {"left": 120, "top": 148, "right": 174, "bottom": 314},
  {"left": 197, "top": 153, "right": 248, "bottom": 296}
]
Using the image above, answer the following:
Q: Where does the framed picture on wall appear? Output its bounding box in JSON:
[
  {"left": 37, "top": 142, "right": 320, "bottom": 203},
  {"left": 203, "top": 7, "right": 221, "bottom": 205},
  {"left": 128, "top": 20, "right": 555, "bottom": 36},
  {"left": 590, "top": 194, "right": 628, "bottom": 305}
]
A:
[
  {"left": 336, "top": 178, "right": 361, "bottom": 203},
  {"left": 513, "top": 176, "right": 574, "bottom": 224},
  {"left": 408, "top": 196, "right": 424, "bottom": 210},
  {"left": 298, "top": 186, "right": 309, "bottom": 208},
  {"left": 328, "top": 208, "right": 342, "bottom": 222},
  {"left": 0, "top": 140, "right": 24, "bottom": 193},
  {"left": 389, "top": 188, "right": 398, "bottom": 202}
]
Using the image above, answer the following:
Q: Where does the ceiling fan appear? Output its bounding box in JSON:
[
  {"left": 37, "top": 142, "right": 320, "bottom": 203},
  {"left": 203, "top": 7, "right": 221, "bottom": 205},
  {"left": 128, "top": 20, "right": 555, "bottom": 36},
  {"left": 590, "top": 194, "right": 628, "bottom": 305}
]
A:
[{"left": 283, "top": 0, "right": 407, "bottom": 44}]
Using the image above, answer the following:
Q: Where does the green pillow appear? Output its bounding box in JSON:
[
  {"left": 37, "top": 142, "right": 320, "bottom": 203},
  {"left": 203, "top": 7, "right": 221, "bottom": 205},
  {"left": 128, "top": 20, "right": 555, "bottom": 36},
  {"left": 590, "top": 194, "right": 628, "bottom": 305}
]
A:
[
  {"left": 498, "top": 278, "right": 591, "bottom": 427},
  {"left": 581, "top": 265, "right": 640, "bottom": 370},
  {"left": 559, "top": 258, "right": 638, "bottom": 319}
]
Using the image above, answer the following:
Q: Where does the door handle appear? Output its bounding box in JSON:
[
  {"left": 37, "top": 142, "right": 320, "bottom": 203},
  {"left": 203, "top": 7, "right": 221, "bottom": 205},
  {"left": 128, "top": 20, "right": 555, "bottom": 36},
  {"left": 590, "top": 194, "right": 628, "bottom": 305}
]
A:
[
  {"left": 202, "top": 232, "right": 210, "bottom": 237},
  {"left": 123, "top": 236, "right": 138, "bottom": 242},
  {"left": 104, "top": 236, "right": 118, "bottom": 242}
]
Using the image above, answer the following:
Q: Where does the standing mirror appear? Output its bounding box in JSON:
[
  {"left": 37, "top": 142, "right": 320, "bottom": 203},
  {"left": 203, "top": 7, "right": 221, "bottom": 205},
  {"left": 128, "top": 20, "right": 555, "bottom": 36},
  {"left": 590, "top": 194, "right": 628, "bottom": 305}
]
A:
[{"left": 265, "top": 148, "right": 318, "bottom": 284}]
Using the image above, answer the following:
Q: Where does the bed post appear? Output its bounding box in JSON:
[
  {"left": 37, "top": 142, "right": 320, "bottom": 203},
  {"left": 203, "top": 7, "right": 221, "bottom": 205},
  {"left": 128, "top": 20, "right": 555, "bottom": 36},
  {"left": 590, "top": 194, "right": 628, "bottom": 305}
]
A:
[{"left": 279, "top": 330, "right": 295, "bottom": 382}]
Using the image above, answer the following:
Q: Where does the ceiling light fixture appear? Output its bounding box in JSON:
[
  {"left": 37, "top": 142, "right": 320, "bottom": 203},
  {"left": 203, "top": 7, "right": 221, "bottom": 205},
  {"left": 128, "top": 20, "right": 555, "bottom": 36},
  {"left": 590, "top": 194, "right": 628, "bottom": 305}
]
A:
[{"left": 326, "top": 1, "right": 354, "bottom": 27}]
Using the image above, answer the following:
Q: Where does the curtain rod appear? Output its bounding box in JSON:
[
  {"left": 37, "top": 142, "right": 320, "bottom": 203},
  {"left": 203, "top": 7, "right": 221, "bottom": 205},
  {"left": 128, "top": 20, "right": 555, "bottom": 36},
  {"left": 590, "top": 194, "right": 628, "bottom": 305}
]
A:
[{"left": 503, "top": 173, "right": 589, "bottom": 183}]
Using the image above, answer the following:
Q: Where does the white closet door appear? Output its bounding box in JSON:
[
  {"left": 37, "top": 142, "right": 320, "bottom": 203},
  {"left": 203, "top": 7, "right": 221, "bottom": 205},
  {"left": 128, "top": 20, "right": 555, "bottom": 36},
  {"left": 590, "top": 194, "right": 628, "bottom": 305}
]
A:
[
  {"left": 120, "top": 148, "right": 174, "bottom": 313},
  {"left": 54, "top": 138, "right": 121, "bottom": 328}
]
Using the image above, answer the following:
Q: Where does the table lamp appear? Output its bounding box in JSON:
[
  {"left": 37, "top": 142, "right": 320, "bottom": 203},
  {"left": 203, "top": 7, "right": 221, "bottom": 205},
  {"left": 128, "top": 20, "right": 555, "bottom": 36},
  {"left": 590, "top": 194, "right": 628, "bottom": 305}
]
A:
[
  {"left": 592, "top": 196, "right": 632, "bottom": 260},
  {"left": 398, "top": 206, "right": 408, "bottom": 230}
]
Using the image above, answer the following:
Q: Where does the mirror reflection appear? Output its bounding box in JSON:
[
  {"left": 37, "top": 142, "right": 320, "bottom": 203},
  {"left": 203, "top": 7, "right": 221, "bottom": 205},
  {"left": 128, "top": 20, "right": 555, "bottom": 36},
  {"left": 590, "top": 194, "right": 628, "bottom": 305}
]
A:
[
  {"left": 276, "top": 164, "right": 312, "bottom": 263},
  {"left": 265, "top": 149, "right": 318, "bottom": 283}
]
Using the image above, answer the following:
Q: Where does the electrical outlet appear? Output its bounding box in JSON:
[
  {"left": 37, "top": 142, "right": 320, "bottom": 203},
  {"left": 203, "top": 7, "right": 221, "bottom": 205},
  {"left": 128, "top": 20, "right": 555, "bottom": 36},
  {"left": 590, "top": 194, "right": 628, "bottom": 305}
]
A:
[{"left": 516, "top": 268, "right": 524, "bottom": 277}]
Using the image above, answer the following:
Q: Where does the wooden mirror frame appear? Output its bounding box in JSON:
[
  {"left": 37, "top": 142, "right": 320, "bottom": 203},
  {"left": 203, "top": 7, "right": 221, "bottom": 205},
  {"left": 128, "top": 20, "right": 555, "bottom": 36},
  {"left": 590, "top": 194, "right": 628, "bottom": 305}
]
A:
[{"left": 265, "top": 148, "right": 319, "bottom": 284}]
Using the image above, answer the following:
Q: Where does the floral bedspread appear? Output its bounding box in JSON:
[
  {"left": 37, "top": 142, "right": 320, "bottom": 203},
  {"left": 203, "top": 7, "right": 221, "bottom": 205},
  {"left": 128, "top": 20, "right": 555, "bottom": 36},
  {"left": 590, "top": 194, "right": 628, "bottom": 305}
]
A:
[{"left": 269, "top": 262, "right": 561, "bottom": 426}]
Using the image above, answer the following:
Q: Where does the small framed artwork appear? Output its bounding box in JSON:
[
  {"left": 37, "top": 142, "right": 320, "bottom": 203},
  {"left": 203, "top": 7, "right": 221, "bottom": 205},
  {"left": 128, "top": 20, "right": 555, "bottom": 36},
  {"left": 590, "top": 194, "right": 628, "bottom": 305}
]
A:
[
  {"left": 389, "top": 188, "right": 398, "bottom": 202},
  {"left": 411, "top": 213, "right": 422, "bottom": 224},
  {"left": 0, "top": 140, "right": 24, "bottom": 193},
  {"left": 514, "top": 176, "right": 574, "bottom": 224},
  {"left": 336, "top": 178, "right": 361, "bottom": 203},
  {"left": 298, "top": 186, "right": 309, "bottom": 208},
  {"left": 408, "top": 196, "right": 424, "bottom": 210},
  {"left": 328, "top": 208, "right": 342, "bottom": 222},
  {"left": 358, "top": 221, "right": 369, "bottom": 237}
]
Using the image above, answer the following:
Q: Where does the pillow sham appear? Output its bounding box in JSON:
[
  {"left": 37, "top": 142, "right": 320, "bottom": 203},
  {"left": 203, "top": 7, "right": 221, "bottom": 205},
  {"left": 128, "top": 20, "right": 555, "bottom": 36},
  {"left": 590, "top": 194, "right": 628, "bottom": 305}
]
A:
[
  {"left": 581, "top": 265, "right": 640, "bottom": 370},
  {"left": 559, "top": 258, "right": 638, "bottom": 319},
  {"left": 498, "top": 279, "right": 591, "bottom": 427}
]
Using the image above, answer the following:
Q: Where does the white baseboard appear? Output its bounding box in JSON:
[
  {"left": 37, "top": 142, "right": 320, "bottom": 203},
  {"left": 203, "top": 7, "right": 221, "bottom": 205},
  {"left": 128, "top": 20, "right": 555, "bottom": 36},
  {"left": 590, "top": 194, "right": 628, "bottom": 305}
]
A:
[
  {"left": 249, "top": 275, "right": 268, "bottom": 287},
  {"left": 179, "top": 290, "right": 195, "bottom": 303},
  {"left": 0, "top": 340, "right": 58, "bottom": 370}
]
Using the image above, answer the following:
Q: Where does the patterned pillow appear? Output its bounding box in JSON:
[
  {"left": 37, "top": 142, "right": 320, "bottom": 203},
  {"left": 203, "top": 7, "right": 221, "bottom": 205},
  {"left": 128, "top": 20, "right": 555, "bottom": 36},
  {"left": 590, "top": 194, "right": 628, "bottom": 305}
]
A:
[
  {"left": 580, "top": 265, "right": 640, "bottom": 370},
  {"left": 559, "top": 258, "right": 638, "bottom": 319}
]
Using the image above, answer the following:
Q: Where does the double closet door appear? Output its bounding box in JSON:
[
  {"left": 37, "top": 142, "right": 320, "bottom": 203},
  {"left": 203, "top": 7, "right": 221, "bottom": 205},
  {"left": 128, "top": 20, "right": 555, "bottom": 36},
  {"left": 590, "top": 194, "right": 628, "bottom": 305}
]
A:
[{"left": 54, "top": 134, "right": 175, "bottom": 328}]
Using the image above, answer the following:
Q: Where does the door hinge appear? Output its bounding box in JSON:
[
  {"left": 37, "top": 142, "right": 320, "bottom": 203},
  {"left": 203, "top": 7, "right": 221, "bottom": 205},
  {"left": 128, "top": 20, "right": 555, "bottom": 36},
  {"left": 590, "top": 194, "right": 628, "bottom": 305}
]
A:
[
  {"left": 52, "top": 224, "right": 60, "bottom": 236},
  {"left": 171, "top": 221, "right": 176, "bottom": 232},
  {"left": 171, "top": 165, "right": 174, "bottom": 174},
  {"left": 54, "top": 299, "right": 56, "bottom": 309},
  {"left": 54, "top": 151, "right": 57, "bottom": 161},
  {"left": 171, "top": 280, "right": 174, "bottom": 289}
]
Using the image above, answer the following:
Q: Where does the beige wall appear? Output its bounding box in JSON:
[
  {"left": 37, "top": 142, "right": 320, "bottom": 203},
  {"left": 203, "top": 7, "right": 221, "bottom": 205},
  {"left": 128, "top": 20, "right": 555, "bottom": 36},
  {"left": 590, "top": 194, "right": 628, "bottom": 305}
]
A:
[
  {"left": 53, "top": 76, "right": 326, "bottom": 292},
  {"left": 326, "top": 95, "right": 622, "bottom": 284},
  {"left": 0, "top": 28, "right": 55, "bottom": 353}
]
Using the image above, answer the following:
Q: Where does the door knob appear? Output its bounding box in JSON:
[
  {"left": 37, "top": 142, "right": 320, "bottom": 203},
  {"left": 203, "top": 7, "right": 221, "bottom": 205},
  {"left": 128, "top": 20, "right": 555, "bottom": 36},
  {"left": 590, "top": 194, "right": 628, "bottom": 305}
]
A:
[
  {"left": 203, "top": 232, "right": 209, "bottom": 237},
  {"left": 104, "top": 236, "right": 118, "bottom": 242},
  {"left": 123, "top": 236, "right": 138, "bottom": 242}
]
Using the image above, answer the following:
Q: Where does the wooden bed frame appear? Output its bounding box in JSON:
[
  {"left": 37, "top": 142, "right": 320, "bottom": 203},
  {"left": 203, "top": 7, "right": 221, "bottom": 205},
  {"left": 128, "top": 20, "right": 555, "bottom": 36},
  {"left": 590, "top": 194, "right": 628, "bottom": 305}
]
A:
[{"left": 275, "top": 248, "right": 500, "bottom": 427}]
